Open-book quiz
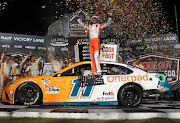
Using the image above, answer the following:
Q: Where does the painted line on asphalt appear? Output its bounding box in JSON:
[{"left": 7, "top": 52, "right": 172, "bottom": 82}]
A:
[{"left": 0, "top": 112, "right": 179, "bottom": 119}]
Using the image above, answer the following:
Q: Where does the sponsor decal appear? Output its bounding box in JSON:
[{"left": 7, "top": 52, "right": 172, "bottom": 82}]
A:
[
  {"left": 44, "top": 84, "right": 60, "bottom": 94},
  {"left": 61, "top": 47, "right": 69, "bottom": 51},
  {"left": 41, "top": 79, "right": 50, "bottom": 84},
  {"left": 103, "top": 92, "right": 114, "bottom": 95},
  {"left": 25, "top": 46, "right": 36, "bottom": 49},
  {"left": 107, "top": 74, "right": 148, "bottom": 83},
  {"left": 100, "top": 44, "right": 117, "bottom": 62},
  {"left": 97, "top": 97, "right": 104, "bottom": 101},
  {"left": 38, "top": 47, "right": 46, "bottom": 50},
  {"left": 14, "top": 45, "right": 22, "bottom": 49},
  {"left": 105, "top": 97, "right": 111, "bottom": 100},
  {"left": 9, "top": 91, "right": 14, "bottom": 98},
  {"left": 1, "top": 36, "right": 12, "bottom": 42},
  {"left": 2, "top": 44, "right": 10, "bottom": 48}
]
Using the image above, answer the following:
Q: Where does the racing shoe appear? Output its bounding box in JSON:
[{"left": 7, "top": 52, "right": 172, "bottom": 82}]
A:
[
  {"left": 96, "top": 72, "right": 102, "bottom": 75},
  {"left": 89, "top": 72, "right": 96, "bottom": 76}
]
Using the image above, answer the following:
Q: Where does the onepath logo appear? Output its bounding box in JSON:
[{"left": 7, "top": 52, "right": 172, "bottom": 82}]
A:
[{"left": 107, "top": 74, "right": 148, "bottom": 83}]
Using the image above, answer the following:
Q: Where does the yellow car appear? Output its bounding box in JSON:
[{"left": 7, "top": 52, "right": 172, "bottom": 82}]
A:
[{"left": 2, "top": 61, "right": 171, "bottom": 106}]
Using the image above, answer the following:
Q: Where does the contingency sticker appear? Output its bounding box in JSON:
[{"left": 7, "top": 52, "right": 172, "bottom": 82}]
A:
[
  {"left": 41, "top": 79, "right": 50, "bottom": 83},
  {"left": 44, "top": 84, "right": 60, "bottom": 94}
]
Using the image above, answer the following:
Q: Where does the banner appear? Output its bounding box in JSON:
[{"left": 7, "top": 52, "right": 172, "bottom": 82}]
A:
[
  {"left": 0, "top": 32, "right": 45, "bottom": 46},
  {"left": 127, "top": 33, "right": 178, "bottom": 48},
  {"left": 0, "top": 32, "right": 46, "bottom": 58},
  {"left": 100, "top": 44, "right": 117, "bottom": 62},
  {"left": 46, "top": 35, "right": 89, "bottom": 61},
  {"left": 127, "top": 55, "right": 179, "bottom": 84}
]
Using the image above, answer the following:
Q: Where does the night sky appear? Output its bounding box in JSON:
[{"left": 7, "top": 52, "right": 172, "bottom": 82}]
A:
[{"left": 0, "top": 0, "right": 179, "bottom": 36}]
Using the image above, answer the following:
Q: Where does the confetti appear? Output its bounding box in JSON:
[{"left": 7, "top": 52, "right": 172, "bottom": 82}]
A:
[{"left": 65, "top": 0, "right": 173, "bottom": 39}]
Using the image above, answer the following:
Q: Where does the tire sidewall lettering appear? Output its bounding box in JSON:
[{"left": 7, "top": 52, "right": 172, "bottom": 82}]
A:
[{"left": 18, "top": 82, "right": 27, "bottom": 90}]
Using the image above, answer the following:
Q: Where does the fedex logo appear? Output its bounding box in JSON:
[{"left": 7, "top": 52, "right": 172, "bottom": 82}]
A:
[{"left": 103, "top": 92, "right": 114, "bottom": 95}]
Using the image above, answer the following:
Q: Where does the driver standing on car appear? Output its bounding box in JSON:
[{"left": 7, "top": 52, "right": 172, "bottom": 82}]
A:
[{"left": 76, "top": 10, "right": 112, "bottom": 75}]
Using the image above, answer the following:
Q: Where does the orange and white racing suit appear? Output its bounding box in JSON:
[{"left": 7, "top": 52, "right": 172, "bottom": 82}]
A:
[
  {"left": 77, "top": 17, "right": 112, "bottom": 73},
  {"left": 1, "top": 52, "right": 11, "bottom": 89},
  {"left": 49, "top": 54, "right": 63, "bottom": 73},
  {"left": 12, "top": 55, "right": 29, "bottom": 80},
  {"left": 25, "top": 57, "right": 42, "bottom": 76}
]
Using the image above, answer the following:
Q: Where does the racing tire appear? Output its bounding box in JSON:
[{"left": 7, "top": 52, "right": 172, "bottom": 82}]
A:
[
  {"left": 16, "top": 82, "right": 42, "bottom": 105},
  {"left": 118, "top": 83, "right": 143, "bottom": 107}
]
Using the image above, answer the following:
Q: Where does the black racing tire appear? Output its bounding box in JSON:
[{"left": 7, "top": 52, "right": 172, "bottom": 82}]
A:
[
  {"left": 118, "top": 83, "right": 143, "bottom": 107},
  {"left": 16, "top": 82, "right": 42, "bottom": 105}
]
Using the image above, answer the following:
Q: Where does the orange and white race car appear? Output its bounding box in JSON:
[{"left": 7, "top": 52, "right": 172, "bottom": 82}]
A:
[{"left": 2, "top": 61, "right": 171, "bottom": 106}]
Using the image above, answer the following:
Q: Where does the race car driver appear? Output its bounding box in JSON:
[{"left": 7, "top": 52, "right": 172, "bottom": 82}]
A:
[
  {"left": 76, "top": 11, "right": 113, "bottom": 75},
  {"left": 0, "top": 48, "right": 12, "bottom": 88},
  {"left": 25, "top": 50, "right": 45, "bottom": 76},
  {"left": 49, "top": 53, "right": 63, "bottom": 73}
]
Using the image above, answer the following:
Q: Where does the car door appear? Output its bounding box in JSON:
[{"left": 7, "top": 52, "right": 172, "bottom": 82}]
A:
[{"left": 43, "top": 67, "right": 79, "bottom": 103}]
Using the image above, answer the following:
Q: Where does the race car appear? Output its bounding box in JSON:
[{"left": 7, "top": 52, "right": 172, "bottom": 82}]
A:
[{"left": 2, "top": 61, "right": 171, "bottom": 106}]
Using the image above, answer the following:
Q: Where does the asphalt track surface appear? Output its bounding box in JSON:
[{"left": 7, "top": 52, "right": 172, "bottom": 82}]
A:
[{"left": 0, "top": 99, "right": 180, "bottom": 120}]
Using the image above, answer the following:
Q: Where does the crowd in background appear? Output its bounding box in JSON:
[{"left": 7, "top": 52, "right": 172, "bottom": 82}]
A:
[{"left": 0, "top": 48, "right": 45, "bottom": 97}]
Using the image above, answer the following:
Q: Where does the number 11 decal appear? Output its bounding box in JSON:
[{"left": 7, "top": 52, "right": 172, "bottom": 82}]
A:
[{"left": 69, "top": 78, "right": 94, "bottom": 98}]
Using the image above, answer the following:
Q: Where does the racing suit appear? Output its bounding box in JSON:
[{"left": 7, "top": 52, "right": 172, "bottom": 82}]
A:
[
  {"left": 77, "top": 17, "right": 112, "bottom": 73},
  {"left": 12, "top": 55, "right": 29, "bottom": 80},
  {"left": 49, "top": 54, "right": 63, "bottom": 73},
  {"left": 1, "top": 52, "right": 11, "bottom": 89},
  {"left": 25, "top": 57, "right": 42, "bottom": 76}
]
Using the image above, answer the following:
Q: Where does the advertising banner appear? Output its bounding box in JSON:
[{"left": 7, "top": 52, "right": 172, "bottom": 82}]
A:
[
  {"left": 0, "top": 32, "right": 46, "bottom": 57},
  {"left": 127, "top": 33, "right": 178, "bottom": 49},
  {"left": 46, "top": 35, "right": 88, "bottom": 61},
  {"left": 127, "top": 55, "right": 179, "bottom": 84},
  {"left": 100, "top": 44, "right": 117, "bottom": 62}
]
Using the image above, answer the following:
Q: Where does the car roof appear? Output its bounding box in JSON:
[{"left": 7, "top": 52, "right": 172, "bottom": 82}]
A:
[{"left": 53, "top": 61, "right": 145, "bottom": 76}]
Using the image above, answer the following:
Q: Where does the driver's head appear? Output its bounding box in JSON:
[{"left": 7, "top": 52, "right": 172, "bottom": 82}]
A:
[
  {"left": 55, "top": 54, "right": 60, "bottom": 60},
  {"left": 6, "top": 55, "right": 11, "bottom": 61},
  {"left": 91, "top": 16, "right": 98, "bottom": 24},
  {"left": 14, "top": 56, "right": 19, "bottom": 62},
  {"left": 30, "top": 55, "right": 35, "bottom": 61}
]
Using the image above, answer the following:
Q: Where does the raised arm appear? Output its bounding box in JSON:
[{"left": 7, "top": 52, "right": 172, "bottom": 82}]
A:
[
  {"left": 77, "top": 18, "right": 89, "bottom": 30},
  {"left": 1, "top": 48, "right": 7, "bottom": 63},
  {"left": 100, "top": 17, "right": 112, "bottom": 29},
  {"left": 48, "top": 53, "right": 53, "bottom": 63},
  {"left": 100, "top": 11, "right": 113, "bottom": 29},
  {"left": 20, "top": 55, "right": 29, "bottom": 67}
]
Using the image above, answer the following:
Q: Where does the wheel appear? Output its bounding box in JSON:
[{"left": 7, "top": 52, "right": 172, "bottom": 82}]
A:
[
  {"left": 118, "top": 83, "right": 143, "bottom": 107},
  {"left": 16, "top": 82, "right": 42, "bottom": 105}
]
